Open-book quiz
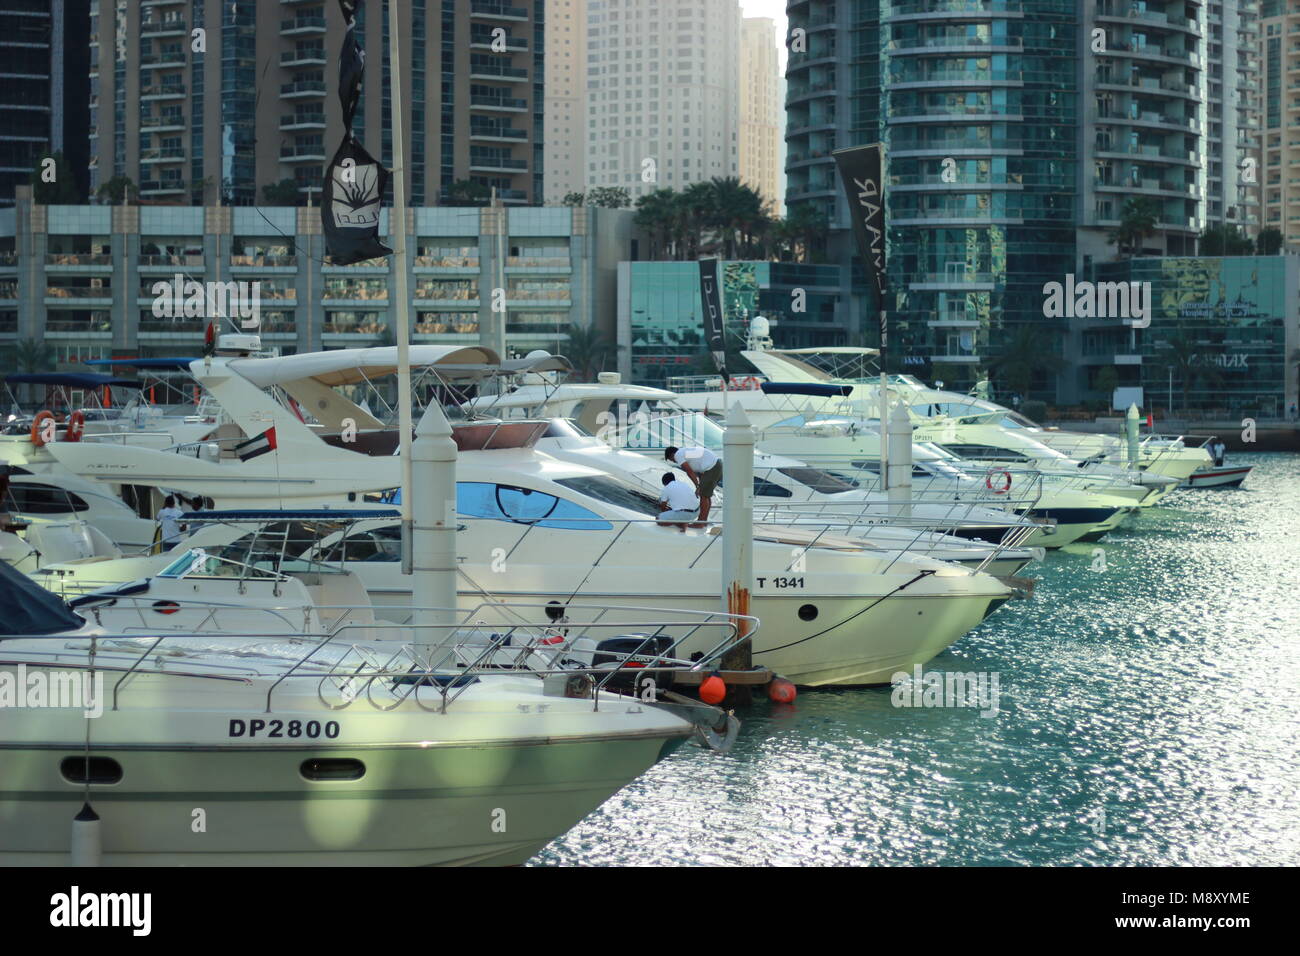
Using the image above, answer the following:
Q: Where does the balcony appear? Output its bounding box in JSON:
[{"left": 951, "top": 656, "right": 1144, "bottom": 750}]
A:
[
  {"left": 140, "top": 83, "right": 186, "bottom": 100},
  {"left": 469, "top": 2, "right": 528, "bottom": 20},
  {"left": 140, "top": 112, "right": 186, "bottom": 132},
  {"left": 281, "top": 112, "right": 326, "bottom": 130},
  {"left": 281, "top": 143, "right": 327, "bottom": 162},
  {"left": 45, "top": 254, "right": 113, "bottom": 269},
  {"left": 280, "top": 80, "right": 327, "bottom": 99},
  {"left": 140, "top": 17, "right": 187, "bottom": 38},
  {"left": 469, "top": 34, "right": 528, "bottom": 52},
  {"left": 231, "top": 255, "right": 298, "bottom": 268},
  {"left": 281, "top": 47, "right": 327, "bottom": 67},
  {"left": 140, "top": 147, "right": 187, "bottom": 165},
  {"left": 140, "top": 51, "right": 186, "bottom": 70},
  {"left": 470, "top": 125, "right": 527, "bottom": 142},
  {"left": 470, "top": 94, "right": 527, "bottom": 112},
  {"left": 139, "top": 254, "right": 204, "bottom": 270},
  {"left": 280, "top": 16, "right": 327, "bottom": 35},
  {"left": 468, "top": 63, "right": 529, "bottom": 82}
]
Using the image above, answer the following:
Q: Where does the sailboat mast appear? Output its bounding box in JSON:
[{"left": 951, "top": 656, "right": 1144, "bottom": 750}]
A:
[{"left": 388, "top": 0, "right": 415, "bottom": 573}]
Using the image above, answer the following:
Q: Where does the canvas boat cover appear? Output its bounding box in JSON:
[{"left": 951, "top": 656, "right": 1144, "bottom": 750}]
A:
[{"left": 0, "top": 560, "right": 85, "bottom": 636}]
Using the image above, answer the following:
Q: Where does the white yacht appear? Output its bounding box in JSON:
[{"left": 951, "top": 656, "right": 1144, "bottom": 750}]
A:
[{"left": 0, "top": 557, "right": 735, "bottom": 866}]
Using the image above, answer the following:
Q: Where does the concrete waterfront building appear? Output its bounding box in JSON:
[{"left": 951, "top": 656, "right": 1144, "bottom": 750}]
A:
[
  {"left": 0, "top": 188, "right": 641, "bottom": 371},
  {"left": 543, "top": 0, "right": 588, "bottom": 204},
  {"left": 740, "top": 17, "right": 784, "bottom": 216},
  {"left": 0, "top": 0, "right": 90, "bottom": 208},
  {"left": 584, "top": 0, "right": 740, "bottom": 201},
  {"left": 87, "top": 0, "right": 544, "bottom": 207}
]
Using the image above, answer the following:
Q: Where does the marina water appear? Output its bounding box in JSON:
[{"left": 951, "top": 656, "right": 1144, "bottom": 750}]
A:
[{"left": 535, "top": 452, "right": 1300, "bottom": 866}]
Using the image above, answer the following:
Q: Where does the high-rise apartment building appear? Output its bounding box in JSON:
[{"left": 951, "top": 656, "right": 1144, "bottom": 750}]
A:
[
  {"left": 1261, "top": 0, "right": 1300, "bottom": 246},
  {"left": 584, "top": 0, "right": 740, "bottom": 200},
  {"left": 787, "top": 1, "right": 1265, "bottom": 403},
  {"left": 0, "top": 0, "right": 90, "bottom": 207},
  {"left": 88, "top": 0, "right": 544, "bottom": 207},
  {"left": 740, "top": 17, "right": 784, "bottom": 215},
  {"left": 543, "top": 0, "right": 587, "bottom": 203}
]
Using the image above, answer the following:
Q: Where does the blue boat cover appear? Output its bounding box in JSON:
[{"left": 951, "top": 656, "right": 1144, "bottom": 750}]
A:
[
  {"left": 759, "top": 382, "right": 854, "bottom": 398},
  {"left": 0, "top": 560, "right": 85, "bottom": 636},
  {"left": 178, "top": 509, "right": 401, "bottom": 521}
]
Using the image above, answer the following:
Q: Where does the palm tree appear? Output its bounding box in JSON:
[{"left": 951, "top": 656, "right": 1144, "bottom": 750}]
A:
[
  {"left": 1108, "top": 197, "right": 1161, "bottom": 259},
  {"left": 634, "top": 189, "right": 680, "bottom": 259},
  {"left": 559, "top": 322, "right": 613, "bottom": 381},
  {"left": 679, "top": 182, "right": 714, "bottom": 259},
  {"left": 986, "top": 326, "right": 1065, "bottom": 399},
  {"left": 1152, "top": 332, "right": 1223, "bottom": 413},
  {"left": 14, "top": 338, "right": 54, "bottom": 373},
  {"left": 705, "top": 177, "right": 765, "bottom": 259}
]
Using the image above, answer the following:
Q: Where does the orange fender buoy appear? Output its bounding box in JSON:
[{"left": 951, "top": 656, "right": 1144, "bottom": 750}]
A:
[
  {"left": 768, "top": 678, "right": 797, "bottom": 704},
  {"left": 699, "top": 675, "right": 726, "bottom": 706},
  {"left": 30, "top": 410, "right": 56, "bottom": 446},
  {"left": 64, "top": 410, "right": 86, "bottom": 442}
]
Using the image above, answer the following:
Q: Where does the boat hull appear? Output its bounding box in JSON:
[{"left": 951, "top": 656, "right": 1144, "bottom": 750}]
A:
[{"left": 1182, "top": 466, "right": 1252, "bottom": 489}]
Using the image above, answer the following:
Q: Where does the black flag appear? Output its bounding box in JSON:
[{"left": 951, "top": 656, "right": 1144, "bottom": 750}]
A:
[
  {"left": 322, "top": 0, "right": 392, "bottom": 264},
  {"left": 698, "top": 258, "right": 726, "bottom": 376},
  {"left": 832, "top": 144, "right": 887, "bottom": 301}
]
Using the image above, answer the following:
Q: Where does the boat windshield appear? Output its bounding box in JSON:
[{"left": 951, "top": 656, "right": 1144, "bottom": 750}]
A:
[
  {"left": 616, "top": 412, "right": 723, "bottom": 452},
  {"left": 161, "top": 521, "right": 352, "bottom": 577},
  {"left": 775, "top": 466, "right": 858, "bottom": 494},
  {"left": 553, "top": 475, "right": 663, "bottom": 518}
]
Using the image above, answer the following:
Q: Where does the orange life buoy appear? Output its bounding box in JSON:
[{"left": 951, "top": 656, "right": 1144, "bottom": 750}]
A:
[
  {"left": 64, "top": 410, "right": 86, "bottom": 442},
  {"left": 30, "top": 410, "right": 56, "bottom": 447},
  {"left": 985, "top": 469, "right": 1012, "bottom": 495}
]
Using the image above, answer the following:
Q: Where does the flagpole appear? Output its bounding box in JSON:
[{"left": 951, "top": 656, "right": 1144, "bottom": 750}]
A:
[
  {"left": 388, "top": 0, "right": 415, "bottom": 574},
  {"left": 878, "top": 143, "right": 889, "bottom": 493}
]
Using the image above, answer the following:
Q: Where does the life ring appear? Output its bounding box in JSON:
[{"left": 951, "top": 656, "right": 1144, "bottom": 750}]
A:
[
  {"left": 29, "top": 410, "right": 56, "bottom": 446},
  {"left": 64, "top": 410, "right": 86, "bottom": 442},
  {"left": 985, "top": 469, "right": 1012, "bottom": 495},
  {"left": 733, "top": 376, "right": 761, "bottom": 391}
]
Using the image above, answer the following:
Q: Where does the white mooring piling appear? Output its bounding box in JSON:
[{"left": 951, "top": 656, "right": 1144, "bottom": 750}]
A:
[
  {"left": 886, "top": 402, "right": 913, "bottom": 519},
  {"left": 1126, "top": 403, "right": 1141, "bottom": 467},
  {"left": 411, "top": 401, "right": 460, "bottom": 664},
  {"left": 720, "top": 402, "right": 754, "bottom": 698}
]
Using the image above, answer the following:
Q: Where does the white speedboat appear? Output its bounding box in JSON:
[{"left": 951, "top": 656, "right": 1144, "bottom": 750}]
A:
[
  {"left": 1181, "top": 463, "right": 1252, "bottom": 488},
  {"left": 0, "top": 548, "right": 738, "bottom": 866}
]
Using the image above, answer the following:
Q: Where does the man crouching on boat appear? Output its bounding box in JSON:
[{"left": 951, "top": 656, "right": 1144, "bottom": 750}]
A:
[
  {"left": 664, "top": 445, "right": 722, "bottom": 525},
  {"left": 657, "top": 472, "right": 699, "bottom": 531}
]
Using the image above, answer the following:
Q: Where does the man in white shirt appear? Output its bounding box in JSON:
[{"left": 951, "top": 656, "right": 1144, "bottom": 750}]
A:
[
  {"left": 664, "top": 445, "right": 722, "bottom": 523},
  {"left": 155, "top": 495, "right": 186, "bottom": 550},
  {"left": 656, "top": 472, "right": 699, "bottom": 529},
  {"left": 1213, "top": 439, "right": 1226, "bottom": 466}
]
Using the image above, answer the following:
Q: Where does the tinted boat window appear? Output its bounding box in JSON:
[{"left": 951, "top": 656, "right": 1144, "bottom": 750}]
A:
[
  {"left": 553, "top": 476, "right": 661, "bottom": 518},
  {"left": 5, "top": 484, "right": 89, "bottom": 514},
  {"left": 776, "top": 467, "right": 857, "bottom": 494},
  {"left": 457, "top": 481, "right": 611, "bottom": 530}
]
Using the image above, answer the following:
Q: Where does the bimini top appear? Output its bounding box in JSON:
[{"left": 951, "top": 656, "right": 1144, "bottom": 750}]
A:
[
  {"left": 0, "top": 559, "right": 85, "bottom": 636},
  {"left": 4, "top": 372, "right": 143, "bottom": 389},
  {"left": 86, "top": 357, "right": 199, "bottom": 371},
  {"left": 759, "top": 382, "right": 854, "bottom": 398},
  {"left": 223, "top": 346, "right": 572, "bottom": 388},
  {"left": 465, "top": 382, "right": 676, "bottom": 412},
  {"left": 768, "top": 347, "right": 880, "bottom": 357},
  {"left": 226, "top": 345, "right": 504, "bottom": 388}
]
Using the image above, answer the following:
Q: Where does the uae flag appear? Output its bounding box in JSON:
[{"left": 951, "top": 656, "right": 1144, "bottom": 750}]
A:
[
  {"left": 235, "top": 427, "right": 277, "bottom": 462},
  {"left": 322, "top": 0, "right": 392, "bottom": 265},
  {"left": 698, "top": 258, "right": 726, "bottom": 376}
]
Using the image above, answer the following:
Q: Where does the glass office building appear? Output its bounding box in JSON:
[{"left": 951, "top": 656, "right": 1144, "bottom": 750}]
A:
[
  {"left": 616, "top": 260, "right": 848, "bottom": 386},
  {"left": 1091, "top": 255, "right": 1299, "bottom": 416}
]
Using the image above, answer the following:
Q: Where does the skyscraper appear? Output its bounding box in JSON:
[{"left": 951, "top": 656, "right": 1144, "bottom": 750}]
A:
[
  {"left": 543, "top": 0, "right": 587, "bottom": 203},
  {"left": 584, "top": 0, "right": 740, "bottom": 200},
  {"left": 787, "top": 1, "right": 1263, "bottom": 403},
  {"left": 0, "top": 0, "right": 90, "bottom": 207},
  {"left": 87, "top": 0, "right": 544, "bottom": 206},
  {"left": 740, "top": 17, "right": 784, "bottom": 215}
]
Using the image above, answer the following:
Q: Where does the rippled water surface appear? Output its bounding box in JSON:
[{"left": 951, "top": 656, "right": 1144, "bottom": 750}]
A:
[{"left": 534, "top": 452, "right": 1300, "bottom": 866}]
